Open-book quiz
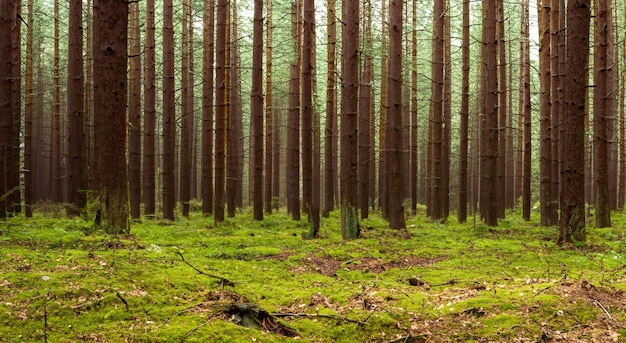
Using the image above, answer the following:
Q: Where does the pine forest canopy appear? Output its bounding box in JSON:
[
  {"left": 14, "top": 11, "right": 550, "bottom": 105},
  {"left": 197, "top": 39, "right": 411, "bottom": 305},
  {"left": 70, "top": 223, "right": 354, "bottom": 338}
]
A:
[{"left": 1, "top": 0, "right": 623, "bottom": 244}]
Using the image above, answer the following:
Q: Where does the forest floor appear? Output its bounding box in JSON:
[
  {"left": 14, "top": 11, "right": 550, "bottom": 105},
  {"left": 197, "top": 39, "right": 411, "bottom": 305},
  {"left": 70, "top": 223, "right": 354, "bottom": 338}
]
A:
[{"left": 1, "top": 206, "right": 626, "bottom": 342}]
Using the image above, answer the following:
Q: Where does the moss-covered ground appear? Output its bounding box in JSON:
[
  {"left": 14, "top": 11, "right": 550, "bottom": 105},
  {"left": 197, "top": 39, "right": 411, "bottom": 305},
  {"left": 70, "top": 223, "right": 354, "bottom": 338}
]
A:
[{"left": 1, "top": 208, "right": 626, "bottom": 342}]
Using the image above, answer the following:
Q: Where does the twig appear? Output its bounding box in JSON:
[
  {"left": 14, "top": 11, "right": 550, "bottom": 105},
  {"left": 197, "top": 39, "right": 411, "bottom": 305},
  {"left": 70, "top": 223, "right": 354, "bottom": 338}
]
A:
[
  {"left": 116, "top": 292, "right": 129, "bottom": 311},
  {"left": 163, "top": 301, "right": 208, "bottom": 324},
  {"left": 271, "top": 312, "right": 368, "bottom": 325},
  {"left": 182, "top": 320, "right": 210, "bottom": 341},
  {"left": 380, "top": 335, "right": 422, "bottom": 343},
  {"left": 175, "top": 251, "right": 234, "bottom": 287},
  {"left": 593, "top": 299, "right": 613, "bottom": 320}
]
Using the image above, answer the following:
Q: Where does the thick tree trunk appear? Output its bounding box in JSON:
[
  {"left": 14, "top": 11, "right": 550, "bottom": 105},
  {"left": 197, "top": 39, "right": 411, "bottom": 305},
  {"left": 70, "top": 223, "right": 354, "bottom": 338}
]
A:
[
  {"left": 264, "top": 0, "right": 273, "bottom": 213},
  {"left": 341, "top": 0, "right": 360, "bottom": 238},
  {"left": 201, "top": 0, "right": 214, "bottom": 215},
  {"left": 428, "top": 0, "right": 444, "bottom": 221},
  {"left": 358, "top": 0, "right": 372, "bottom": 220},
  {"left": 559, "top": 0, "right": 590, "bottom": 244},
  {"left": 50, "top": 0, "right": 61, "bottom": 204},
  {"left": 386, "top": 0, "right": 405, "bottom": 229},
  {"left": 180, "top": 0, "right": 194, "bottom": 217},
  {"left": 93, "top": 0, "right": 130, "bottom": 233},
  {"left": 520, "top": 0, "right": 532, "bottom": 220},
  {"left": 497, "top": 0, "right": 507, "bottom": 218},
  {"left": 593, "top": 0, "right": 610, "bottom": 228},
  {"left": 214, "top": 0, "right": 227, "bottom": 223},
  {"left": 24, "top": 0, "right": 34, "bottom": 217},
  {"left": 480, "top": 0, "right": 498, "bottom": 226}
]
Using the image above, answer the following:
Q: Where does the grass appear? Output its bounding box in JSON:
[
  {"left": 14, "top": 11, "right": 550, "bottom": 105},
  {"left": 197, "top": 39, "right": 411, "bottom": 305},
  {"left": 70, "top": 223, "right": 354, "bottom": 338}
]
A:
[{"left": 1, "top": 208, "right": 626, "bottom": 342}]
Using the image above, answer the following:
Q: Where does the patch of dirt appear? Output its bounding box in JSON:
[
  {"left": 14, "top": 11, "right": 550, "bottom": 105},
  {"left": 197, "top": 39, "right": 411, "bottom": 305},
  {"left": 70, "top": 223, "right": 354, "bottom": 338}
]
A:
[{"left": 295, "top": 254, "right": 445, "bottom": 277}]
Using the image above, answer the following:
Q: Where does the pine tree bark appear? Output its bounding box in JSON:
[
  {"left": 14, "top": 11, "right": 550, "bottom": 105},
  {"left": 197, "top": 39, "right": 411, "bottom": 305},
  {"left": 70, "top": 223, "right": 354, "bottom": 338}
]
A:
[
  {"left": 202, "top": 0, "right": 214, "bottom": 215},
  {"left": 251, "top": 0, "right": 264, "bottom": 221},
  {"left": 128, "top": 1, "right": 141, "bottom": 219},
  {"left": 410, "top": 0, "right": 419, "bottom": 215},
  {"left": 458, "top": 0, "right": 470, "bottom": 223},
  {"left": 0, "top": 0, "right": 10, "bottom": 218},
  {"left": 162, "top": 0, "right": 176, "bottom": 220},
  {"left": 358, "top": 0, "right": 372, "bottom": 220},
  {"left": 593, "top": 0, "right": 610, "bottom": 228},
  {"left": 180, "top": 0, "right": 194, "bottom": 217},
  {"left": 214, "top": 0, "right": 227, "bottom": 223},
  {"left": 24, "top": 0, "right": 35, "bottom": 217},
  {"left": 386, "top": 0, "right": 405, "bottom": 229},
  {"left": 93, "top": 0, "right": 130, "bottom": 233},
  {"left": 480, "top": 0, "right": 499, "bottom": 226},
  {"left": 520, "top": 0, "right": 532, "bottom": 220},
  {"left": 559, "top": 0, "right": 590, "bottom": 244},
  {"left": 428, "top": 0, "right": 444, "bottom": 221},
  {"left": 264, "top": 0, "right": 273, "bottom": 213},
  {"left": 286, "top": 2, "right": 300, "bottom": 221},
  {"left": 323, "top": 0, "right": 337, "bottom": 217},
  {"left": 341, "top": 0, "right": 360, "bottom": 237},
  {"left": 143, "top": 0, "right": 157, "bottom": 216},
  {"left": 50, "top": 0, "right": 61, "bottom": 204},
  {"left": 497, "top": 0, "right": 507, "bottom": 218}
]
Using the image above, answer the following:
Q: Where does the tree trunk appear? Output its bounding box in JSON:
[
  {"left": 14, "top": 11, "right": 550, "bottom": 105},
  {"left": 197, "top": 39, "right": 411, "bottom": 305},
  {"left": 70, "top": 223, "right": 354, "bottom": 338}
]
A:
[
  {"left": 520, "top": 0, "right": 532, "bottom": 220},
  {"left": 24, "top": 0, "right": 34, "bottom": 217},
  {"left": 593, "top": 0, "right": 610, "bottom": 228},
  {"left": 323, "top": 0, "right": 337, "bottom": 217},
  {"left": 341, "top": 0, "right": 360, "bottom": 238},
  {"left": 201, "top": 0, "right": 214, "bottom": 215},
  {"left": 458, "top": 0, "right": 470, "bottom": 223},
  {"left": 428, "top": 0, "right": 444, "bottom": 221},
  {"left": 286, "top": 2, "right": 300, "bottom": 221},
  {"left": 497, "top": 0, "right": 507, "bottom": 218},
  {"left": 162, "top": 0, "right": 176, "bottom": 220},
  {"left": 264, "top": 0, "right": 273, "bottom": 213},
  {"left": 559, "top": 0, "right": 590, "bottom": 245},
  {"left": 386, "top": 0, "right": 406, "bottom": 229},
  {"left": 480, "top": 0, "right": 498, "bottom": 226},
  {"left": 378, "top": 0, "right": 388, "bottom": 217},
  {"left": 143, "top": 0, "right": 156, "bottom": 216},
  {"left": 128, "top": 0, "right": 141, "bottom": 219},
  {"left": 179, "top": 0, "right": 194, "bottom": 217},
  {"left": 358, "top": 0, "right": 372, "bottom": 220},
  {"left": 442, "top": 0, "right": 451, "bottom": 219},
  {"left": 251, "top": 0, "right": 264, "bottom": 220},
  {"left": 214, "top": 0, "right": 227, "bottom": 223},
  {"left": 0, "top": 0, "right": 10, "bottom": 218},
  {"left": 50, "top": 0, "right": 61, "bottom": 204},
  {"left": 93, "top": 0, "right": 130, "bottom": 233}
]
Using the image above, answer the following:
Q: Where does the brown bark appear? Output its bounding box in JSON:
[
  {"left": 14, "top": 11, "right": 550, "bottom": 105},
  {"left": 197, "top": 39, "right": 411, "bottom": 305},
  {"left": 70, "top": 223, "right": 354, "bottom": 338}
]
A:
[
  {"left": 378, "top": 0, "right": 388, "bottom": 217},
  {"left": 286, "top": 2, "right": 300, "bottom": 221},
  {"left": 24, "top": 0, "right": 34, "bottom": 217},
  {"left": 323, "top": 0, "right": 336, "bottom": 217},
  {"left": 251, "top": 0, "right": 264, "bottom": 220},
  {"left": 428, "top": 0, "right": 444, "bottom": 221},
  {"left": 180, "top": 0, "right": 194, "bottom": 217},
  {"left": 559, "top": 0, "right": 590, "bottom": 244},
  {"left": 128, "top": 1, "right": 141, "bottom": 218},
  {"left": 358, "top": 0, "right": 372, "bottom": 220},
  {"left": 93, "top": 0, "right": 130, "bottom": 233},
  {"left": 550, "top": 0, "right": 562, "bottom": 221},
  {"left": 264, "top": 0, "right": 273, "bottom": 213},
  {"left": 214, "top": 0, "right": 227, "bottom": 223},
  {"left": 386, "top": 0, "right": 405, "bottom": 229},
  {"left": 7, "top": 0, "right": 21, "bottom": 214},
  {"left": 593, "top": 0, "right": 610, "bottom": 228},
  {"left": 480, "top": 0, "right": 498, "bottom": 226},
  {"left": 442, "top": 0, "right": 451, "bottom": 219},
  {"left": 162, "top": 0, "right": 176, "bottom": 220},
  {"left": 520, "top": 0, "right": 532, "bottom": 220},
  {"left": 410, "top": 0, "right": 418, "bottom": 214},
  {"left": 458, "top": 0, "right": 470, "bottom": 223},
  {"left": 201, "top": 0, "right": 214, "bottom": 215},
  {"left": 497, "top": 0, "right": 507, "bottom": 218},
  {"left": 538, "top": 0, "right": 556, "bottom": 226},
  {"left": 0, "top": 0, "right": 9, "bottom": 217},
  {"left": 50, "top": 0, "right": 61, "bottom": 203},
  {"left": 143, "top": 0, "right": 156, "bottom": 216},
  {"left": 341, "top": 0, "right": 360, "bottom": 237}
]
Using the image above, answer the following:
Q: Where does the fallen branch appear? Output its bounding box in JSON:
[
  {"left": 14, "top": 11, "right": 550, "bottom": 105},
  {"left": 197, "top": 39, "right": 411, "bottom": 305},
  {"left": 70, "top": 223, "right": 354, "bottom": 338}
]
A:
[
  {"left": 380, "top": 335, "right": 424, "bottom": 343},
  {"left": 163, "top": 301, "right": 208, "bottom": 324},
  {"left": 175, "top": 251, "right": 234, "bottom": 287},
  {"left": 593, "top": 299, "right": 613, "bottom": 320},
  {"left": 271, "top": 312, "right": 369, "bottom": 325}
]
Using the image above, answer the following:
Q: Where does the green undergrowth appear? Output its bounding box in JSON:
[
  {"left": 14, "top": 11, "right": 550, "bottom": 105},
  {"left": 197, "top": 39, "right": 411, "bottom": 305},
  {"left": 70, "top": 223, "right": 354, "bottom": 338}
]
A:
[{"left": 1, "top": 209, "right": 626, "bottom": 342}]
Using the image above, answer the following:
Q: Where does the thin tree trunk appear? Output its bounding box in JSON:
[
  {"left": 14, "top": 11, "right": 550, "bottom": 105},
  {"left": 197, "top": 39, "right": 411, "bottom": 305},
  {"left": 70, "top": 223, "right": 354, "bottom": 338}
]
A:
[
  {"left": 593, "top": 0, "right": 610, "bottom": 228},
  {"left": 286, "top": 2, "right": 300, "bottom": 221},
  {"left": 458, "top": 0, "right": 470, "bottom": 223},
  {"left": 497, "top": 0, "right": 507, "bottom": 218},
  {"left": 264, "top": 0, "right": 273, "bottom": 214},
  {"left": 143, "top": 0, "right": 156, "bottom": 216},
  {"left": 410, "top": 0, "right": 418, "bottom": 214},
  {"left": 162, "top": 0, "right": 176, "bottom": 220},
  {"left": 442, "top": 0, "right": 451, "bottom": 219},
  {"left": 550, "top": 0, "right": 562, "bottom": 222},
  {"left": 128, "top": 0, "right": 141, "bottom": 218},
  {"left": 0, "top": 0, "right": 10, "bottom": 218},
  {"left": 24, "top": 0, "right": 34, "bottom": 217},
  {"left": 214, "top": 0, "right": 227, "bottom": 223},
  {"left": 202, "top": 0, "right": 214, "bottom": 215},
  {"left": 251, "top": 0, "right": 264, "bottom": 220},
  {"left": 50, "top": 0, "right": 61, "bottom": 204},
  {"left": 358, "top": 0, "right": 372, "bottom": 220},
  {"left": 323, "top": 0, "right": 336, "bottom": 217},
  {"left": 520, "top": 0, "right": 532, "bottom": 220},
  {"left": 428, "top": 0, "right": 444, "bottom": 221},
  {"left": 378, "top": 0, "right": 388, "bottom": 217}
]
